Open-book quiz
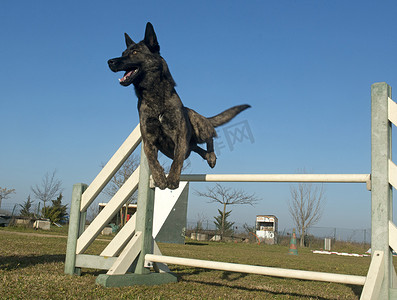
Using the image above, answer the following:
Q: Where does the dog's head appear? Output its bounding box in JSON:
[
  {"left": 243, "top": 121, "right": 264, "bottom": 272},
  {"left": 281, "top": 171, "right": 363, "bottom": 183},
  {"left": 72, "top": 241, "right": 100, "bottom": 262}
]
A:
[{"left": 108, "top": 22, "right": 161, "bottom": 87}]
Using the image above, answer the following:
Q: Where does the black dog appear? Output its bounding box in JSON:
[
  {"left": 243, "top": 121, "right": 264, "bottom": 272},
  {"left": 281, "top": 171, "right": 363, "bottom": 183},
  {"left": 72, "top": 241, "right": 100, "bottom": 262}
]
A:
[{"left": 108, "top": 23, "right": 250, "bottom": 190}]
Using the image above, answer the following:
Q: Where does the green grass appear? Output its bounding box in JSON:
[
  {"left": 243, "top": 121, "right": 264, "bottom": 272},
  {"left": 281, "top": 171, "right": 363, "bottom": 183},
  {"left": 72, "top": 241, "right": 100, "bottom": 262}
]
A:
[{"left": 0, "top": 227, "right": 379, "bottom": 299}]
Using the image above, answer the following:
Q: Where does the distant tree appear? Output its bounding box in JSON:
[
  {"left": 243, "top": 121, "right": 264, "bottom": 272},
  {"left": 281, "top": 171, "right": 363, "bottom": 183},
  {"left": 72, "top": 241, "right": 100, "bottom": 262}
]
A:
[
  {"left": 243, "top": 223, "right": 255, "bottom": 234},
  {"left": 195, "top": 184, "right": 259, "bottom": 239},
  {"left": 214, "top": 209, "right": 235, "bottom": 237},
  {"left": 288, "top": 182, "right": 325, "bottom": 247},
  {"left": 0, "top": 187, "right": 16, "bottom": 209},
  {"left": 19, "top": 195, "right": 34, "bottom": 217},
  {"left": 193, "top": 213, "right": 207, "bottom": 233},
  {"left": 31, "top": 170, "right": 63, "bottom": 208},
  {"left": 103, "top": 155, "right": 140, "bottom": 203},
  {"left": 42, "top": 193, "right": 68, "bottom": 223},
  {"left": 102, "top": 155, "right": 140, "bottom": 226}
]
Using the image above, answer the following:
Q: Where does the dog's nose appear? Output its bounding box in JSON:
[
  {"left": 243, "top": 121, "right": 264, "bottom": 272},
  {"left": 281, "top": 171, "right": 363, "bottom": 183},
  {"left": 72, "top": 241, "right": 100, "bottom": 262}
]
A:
[{"left": 108, "top": 59, "right": 118, "bottom": 72}]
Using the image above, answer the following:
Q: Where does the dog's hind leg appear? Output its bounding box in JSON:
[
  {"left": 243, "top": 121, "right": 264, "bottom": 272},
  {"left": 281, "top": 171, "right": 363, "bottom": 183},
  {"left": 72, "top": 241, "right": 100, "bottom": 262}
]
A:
[
  {"left": 191, "top": 140, "right": 216, "bottom": 168},
  {"left": 143, "top": 142, "right": 168, "bottom": 190},
  {"left": 191, "top": 145, "right": 208, "bottom": 160},
  {"left": 205, "top": 138, "right": 216, "bottom": 168}
]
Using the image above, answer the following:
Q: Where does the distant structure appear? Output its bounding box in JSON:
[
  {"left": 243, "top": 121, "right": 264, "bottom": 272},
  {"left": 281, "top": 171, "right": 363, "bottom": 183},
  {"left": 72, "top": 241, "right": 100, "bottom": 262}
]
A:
[{"left": 255, "top": 215, "right": 278, "bottom": 244}]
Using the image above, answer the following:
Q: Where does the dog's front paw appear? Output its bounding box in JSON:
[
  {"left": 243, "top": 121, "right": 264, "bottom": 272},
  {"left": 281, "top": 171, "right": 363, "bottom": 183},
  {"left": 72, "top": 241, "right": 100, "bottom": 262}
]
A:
[
  {"left": 166, "top": 174, "right": 180, "bottom": 190},
  {"left": 152, "top": 174, "right": 168, "bottom": 190},
  {"left": 206, "top": 152, "right": 217, "bottom": 168},
  {"left": 167, "top": 180, "right": 180, "bottom": 190}
]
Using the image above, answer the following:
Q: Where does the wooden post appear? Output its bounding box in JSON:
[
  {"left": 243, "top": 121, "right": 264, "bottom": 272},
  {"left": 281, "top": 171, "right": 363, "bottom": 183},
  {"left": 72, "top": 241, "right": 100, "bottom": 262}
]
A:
[
  {"left": 134, "top": 144, "right": 155, "bottom": 274},
  {"left": 371, "top": 82, "right": 393, "bottom": 299},
  {"left": 64, "top": 183, "right": 87, "bottom": 275}
]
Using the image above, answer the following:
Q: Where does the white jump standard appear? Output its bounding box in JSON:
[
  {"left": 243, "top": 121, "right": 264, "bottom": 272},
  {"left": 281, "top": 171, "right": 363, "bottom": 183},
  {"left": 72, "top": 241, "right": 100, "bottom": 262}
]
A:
[{"left": 65, "top": 82, "right": 397, "bottom": 299}]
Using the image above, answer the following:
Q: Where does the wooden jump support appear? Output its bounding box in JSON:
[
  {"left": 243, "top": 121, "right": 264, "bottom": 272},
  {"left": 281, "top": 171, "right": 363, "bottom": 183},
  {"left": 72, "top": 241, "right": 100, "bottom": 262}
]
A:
[{"left": 65, "top": 82, "right": 397, "bottom": 299}]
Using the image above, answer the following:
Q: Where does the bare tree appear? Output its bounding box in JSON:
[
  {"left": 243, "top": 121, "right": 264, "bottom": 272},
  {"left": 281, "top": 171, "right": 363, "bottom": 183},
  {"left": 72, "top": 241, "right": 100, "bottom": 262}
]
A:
[
  {"left": 0, "top": 187, "right": 16, "bottom": 209},
  {"left": 288, "top": 182, "right": 325, "bottom": 247},
  {"left": 31, "top": 170, "right": 63, "bottom": 208},
  {"left": 102, "top": 155, "right": 140, "bottom": 226},
  {"left": 103, "top": 155, "right": 140, "bottom": 202},
  {"left": 195, "top": 184, "right": 259, "bottom": 238}
]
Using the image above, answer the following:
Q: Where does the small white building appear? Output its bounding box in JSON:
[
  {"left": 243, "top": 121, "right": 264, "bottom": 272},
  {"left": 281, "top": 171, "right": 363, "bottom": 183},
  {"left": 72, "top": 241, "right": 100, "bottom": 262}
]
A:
[{"left": 255, "top": 215, "right": 278, "bottom": 244}]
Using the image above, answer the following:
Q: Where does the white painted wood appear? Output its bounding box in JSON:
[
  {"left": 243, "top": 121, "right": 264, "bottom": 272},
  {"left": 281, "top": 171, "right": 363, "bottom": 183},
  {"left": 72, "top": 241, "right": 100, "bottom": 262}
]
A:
[
  {"left": 107, "top": 231, "right": 142, "bottom": 275},
  {"left": 145, "top": 254, "right": 366, "bottom": 285},
  {"left": 389, "top": 160, "right": 397, "bottom": 190},
  {"left": 152, "top": 241, "right": 170, "bottom": 273},
  {"left": 100, "top": 213, "right": 137, "bottom": 257},
  {"left": 360, "top": 251, "right": 385, "bottom": 300},
  {"left": 75, "top": 254, "right": 117, "bottom": 270},
  {"left": 153, "top": 182, "right": 188, "bottom": 238},
  {"left": 80, "top": 125, "right": 141, "bottom": 212},
  {"left": 388, "top": 97, "right": 397, "bottom": 126},
  {"left": 76, "top": 166, "right": 140, "bottom": 254},
  {"left": 389, "top": 221, "right": 397, "bottom": 253},
  {"left": 179, "top": 173, "right": 370, "bottom": 184}
]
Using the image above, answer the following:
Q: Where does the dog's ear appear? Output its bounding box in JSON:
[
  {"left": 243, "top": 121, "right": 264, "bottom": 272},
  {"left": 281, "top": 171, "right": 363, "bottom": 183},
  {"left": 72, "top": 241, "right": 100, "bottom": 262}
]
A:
[
  {"left": 124, "top": 33, "right": 136, "bottom": 48},
  {"left": 144, "top": 22, "right": 160, "bottom": 53}
]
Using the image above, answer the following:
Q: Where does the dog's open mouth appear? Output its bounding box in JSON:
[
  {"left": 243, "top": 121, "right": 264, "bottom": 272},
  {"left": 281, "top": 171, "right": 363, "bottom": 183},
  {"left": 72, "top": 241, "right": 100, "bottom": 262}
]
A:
[{"left": 119, "top": 68, "right": 139, "bottom": 86}]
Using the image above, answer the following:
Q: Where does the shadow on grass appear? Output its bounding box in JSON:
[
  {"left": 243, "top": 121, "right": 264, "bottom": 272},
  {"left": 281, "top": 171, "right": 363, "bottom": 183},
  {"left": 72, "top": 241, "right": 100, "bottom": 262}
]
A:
[
  {"left": 182, "top": 277, "right": 351, "bottom": 300},
  {"left": 0, "top": 254, "right": 65, "bottom": 270},
  {"left": 185, "top": 242, "right": 209, "bottom": 246},
  {"left": 177, "top": 269, "right": 363, "bottom": 300},
  {"left": 347, "top": 284, "right": 364, "bottom": 298}
]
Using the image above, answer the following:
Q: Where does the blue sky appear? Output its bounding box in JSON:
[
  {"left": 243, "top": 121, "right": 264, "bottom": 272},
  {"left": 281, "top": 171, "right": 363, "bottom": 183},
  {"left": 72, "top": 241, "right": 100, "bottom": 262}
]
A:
[{"left": 1, "top": 1, "right": 397, "bottom": 232}]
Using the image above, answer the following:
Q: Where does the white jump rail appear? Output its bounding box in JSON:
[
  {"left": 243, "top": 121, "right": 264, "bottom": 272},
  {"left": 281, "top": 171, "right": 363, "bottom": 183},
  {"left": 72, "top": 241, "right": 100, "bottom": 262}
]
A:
[
  {"left": 145, "top": 254, "right": 366, "bottom": 285},
  {"left": 177, "top": 174, "right": 372, "bottom": 191},
  {"left": 179, "top": 173, "right": 370, "bottom": 183}
]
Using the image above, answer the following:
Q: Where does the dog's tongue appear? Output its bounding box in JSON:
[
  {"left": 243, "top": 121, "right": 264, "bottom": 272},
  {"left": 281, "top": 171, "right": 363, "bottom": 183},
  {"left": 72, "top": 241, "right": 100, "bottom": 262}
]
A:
[{"left": 119, "top": 70, "right": 134, "bottom": 83}]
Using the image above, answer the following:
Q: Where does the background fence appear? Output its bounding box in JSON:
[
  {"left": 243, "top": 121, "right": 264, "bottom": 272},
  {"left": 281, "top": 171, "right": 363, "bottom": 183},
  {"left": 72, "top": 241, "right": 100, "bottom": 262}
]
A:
[
  {"left": 186, "top": 220, "right": 371, "bottom": 244},
  {"left": 1, "top": 203, "right": 371, "bottom": 245}
]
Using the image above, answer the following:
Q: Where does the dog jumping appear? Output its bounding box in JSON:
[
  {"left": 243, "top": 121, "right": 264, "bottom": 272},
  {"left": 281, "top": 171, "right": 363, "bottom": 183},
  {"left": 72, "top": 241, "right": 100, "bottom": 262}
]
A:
[{"left": 108, "top": 22, "right": 250, "bottom": 190}]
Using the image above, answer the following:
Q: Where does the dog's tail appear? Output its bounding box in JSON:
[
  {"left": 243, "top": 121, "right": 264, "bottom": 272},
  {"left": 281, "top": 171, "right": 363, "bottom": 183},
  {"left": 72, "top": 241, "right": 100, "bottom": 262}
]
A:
[{"left": 208, "top": 104, "right": 251, "bottom": 127}]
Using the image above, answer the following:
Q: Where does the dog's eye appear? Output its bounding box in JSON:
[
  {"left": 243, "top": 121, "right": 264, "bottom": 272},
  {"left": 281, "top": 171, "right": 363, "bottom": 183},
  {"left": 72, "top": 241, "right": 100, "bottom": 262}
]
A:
[{"left": 132, "top": 50, "right": 138, "bottom": 55}]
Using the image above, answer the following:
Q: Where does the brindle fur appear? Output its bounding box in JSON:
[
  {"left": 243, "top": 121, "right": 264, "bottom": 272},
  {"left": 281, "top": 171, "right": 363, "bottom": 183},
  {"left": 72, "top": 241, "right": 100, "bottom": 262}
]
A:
[{"left": 108, "top": 23, "right": 250, "bottom": 189}]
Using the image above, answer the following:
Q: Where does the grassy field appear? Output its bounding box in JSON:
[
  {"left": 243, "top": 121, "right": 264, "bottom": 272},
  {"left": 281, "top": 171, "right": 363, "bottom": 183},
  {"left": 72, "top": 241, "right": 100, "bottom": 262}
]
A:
[{"left": 0, "top": 226, "right": 377, "bottom": 299}]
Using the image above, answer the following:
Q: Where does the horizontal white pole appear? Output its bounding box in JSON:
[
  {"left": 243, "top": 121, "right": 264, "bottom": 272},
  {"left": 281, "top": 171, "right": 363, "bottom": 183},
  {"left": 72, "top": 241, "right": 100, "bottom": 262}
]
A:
[
  {"left": 145, "top": 254, "right": 366, "bottom": 285},
  {"left": 179, "top": 173, "right": 371, "bottom": 184}
]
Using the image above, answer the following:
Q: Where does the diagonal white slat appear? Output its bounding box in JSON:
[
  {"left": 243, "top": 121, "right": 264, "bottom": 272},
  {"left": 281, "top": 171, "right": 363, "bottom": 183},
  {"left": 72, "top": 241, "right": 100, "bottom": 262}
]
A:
[
  {"left": 100, "top": 213, "right": 137, "bottom": 257},
  {"left": 360, "top": 251, "right": 385, "bottom": 300},
  {"left": 389, "top": 160, "right": 397, "bottom": 190},
  {"left": 389, "top": 221, "right": 397, "bottom": 253},
  {"left": 107, "top": 231, "right": 142, "bottom": 275},
  {"left": 80, "top": 124, "right": 141, "bottom": 212},
  {"left": 76, "top": 166, "right": 140, "bottom": 254},
  {"left": 388, "top": 97, "right": 397, "bottom": 127}
]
